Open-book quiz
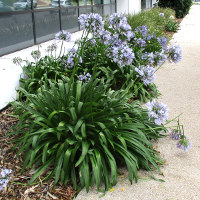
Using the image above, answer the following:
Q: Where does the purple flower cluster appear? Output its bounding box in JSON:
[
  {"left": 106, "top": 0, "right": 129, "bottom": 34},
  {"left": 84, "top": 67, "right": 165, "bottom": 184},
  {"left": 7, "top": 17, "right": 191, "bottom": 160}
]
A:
[
  {"left": 108, "top": 13, "right": 134, "bottom": 41},
  {"left": 146, "top": 100, "right": 168, "bottom": 125},
  {"left": 169, "top": 129, "right": 183, "bottom": 140},
  {"left": 108, "top": 42, "right": 135, "bottom": 67},
  {"left": 176, "top": 136, "right": 191, "bottom": 151},
  {"left": 64, "top": 48, "right": 82, "bottom": 69},
  {"left": 159, "top": 13, "right": 164, "bottom": 17},
  {"left": 79, "top": 72, "right": 91, "bottom": 83},
  {"left": 169, "top": 129, "right": 191, "bottom": 151},
  {"left": 146, "top": 33, "right": 156, "bottom": 41},
  {"left": 55, "top": 30, "right": 71, "bottom": 42},
  {"left": 168, "top": 45, "right": 182, "bottom": 63},
  {"left": 0, "top": 169, "right": 13, "bottom": 191},
  {"left": 141, "top": 52, "right": 154, "bottom": 64},
  {"left": 78, "top": 13, "right": 104, "bottom": 33},
  {"left": 97, "top": 30, "right": 112, "bottom": 45},
  {"left": 136, "top": 38, "right": 146, "bottom": 47},
  {"left": 154, "top": 50, "right": 167, "bottom": 66},
  {"left": 157, "top": 36, "right": 167, "bottom": 46},
  {"left": 135, "top": 25, "right": 148, "bottom": 37},
  {"left": 135, "top": 65, "right": 156, "bottom": 85}
]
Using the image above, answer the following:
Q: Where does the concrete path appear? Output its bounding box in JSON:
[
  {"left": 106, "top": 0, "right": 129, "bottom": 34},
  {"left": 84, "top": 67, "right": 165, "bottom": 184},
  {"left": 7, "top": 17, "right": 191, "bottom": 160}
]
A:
[{"left": 76, "top": 5, "right": 200, "bottom": 200}]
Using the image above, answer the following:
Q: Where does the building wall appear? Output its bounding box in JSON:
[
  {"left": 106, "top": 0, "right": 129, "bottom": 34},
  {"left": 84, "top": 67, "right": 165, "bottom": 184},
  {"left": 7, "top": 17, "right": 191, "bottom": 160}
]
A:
[{"left": 117, "top": 0, "right": 141, "bottom": 14}]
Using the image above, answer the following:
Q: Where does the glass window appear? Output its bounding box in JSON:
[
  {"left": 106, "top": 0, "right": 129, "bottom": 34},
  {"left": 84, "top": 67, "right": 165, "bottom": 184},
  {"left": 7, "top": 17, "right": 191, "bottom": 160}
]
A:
[
  {"left": 141, "top": 0, "right": 152, "bottom": 9},
  {"left": 34, "top": 10, "right": 60, "bottom": 43},
  {"left": 0, "top": 13, "right": 34, "bottom": 56},
  {"left": 111, "top": 3, "right": 115, "bottom": 13},
  {"left": 0, "top": 1, "right": 13, "bottom": 13},
  {"left": 37, "top": 0, "right": 51, "bottom": 8},
  {"left": 79, "top": 0, "right": 92, "bottom": 6},
  {"left": 61, "top": 7, "right": 79, "bottom": 32},
  {"left": 103, "top": 4, "right": 111, "bottom": 16},
  {"left": 93, "top": 0, "right": 110, "bottom": 5},
  {"left": 93, "top": 5, "right": 103, "bottom": 15},
  {"left": 110, "top": 0, "right": 115, "bottom": 3}
]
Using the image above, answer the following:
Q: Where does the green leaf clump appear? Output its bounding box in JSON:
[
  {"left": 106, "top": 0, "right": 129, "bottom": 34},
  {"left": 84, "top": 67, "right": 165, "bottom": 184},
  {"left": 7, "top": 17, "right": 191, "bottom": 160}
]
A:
[{"left": 10, "top": 79, "right": 166, "bottom": 191}]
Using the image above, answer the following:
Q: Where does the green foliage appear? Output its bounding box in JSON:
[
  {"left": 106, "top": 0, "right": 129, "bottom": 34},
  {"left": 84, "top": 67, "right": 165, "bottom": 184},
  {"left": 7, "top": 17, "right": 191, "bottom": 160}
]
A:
[
  {"left": 127, "top": 7, "right": 175, "bottom": 38},
  {"left": 157, "top": 0, "right": 193, "bottom": 18},
  {"left": 165, "top": 20, "right": 179, "bottom": 32},
  {"left": 10, "top": 79, "right": 166, "bottom": 191}
]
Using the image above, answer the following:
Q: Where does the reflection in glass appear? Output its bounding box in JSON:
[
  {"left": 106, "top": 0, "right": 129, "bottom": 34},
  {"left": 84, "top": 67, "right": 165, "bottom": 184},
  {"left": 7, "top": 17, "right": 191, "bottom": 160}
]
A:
[
  {"left": 103, "top": 4, "right": 111, "bottom": 16},
  {"left": 93, "top": 0, "right": 110, "bottom": 5},
  {"left": 93, "top": 5, "right": 103, "bottom": 15},
  {"left": 48, "top": 0, "right": 77, "bottom": 8},
  {"left": 111, "top": 0, "right": 115, "bottom": 3},
  {"left": 111, "top": 3, "right": 115, "bottom": 13},
  {"left": 0, "top": 13, "right": 34, "bottom": 55},
  {"left": 61, "top": 7, "right": 79, "bottom": 32},
  {"left": 35, "top": 10, "right": 60, "bottom": 43},
  {"left": 37, "top": 0, "right": 51, "bottom": 8},
  {"left": 79, "top": 0, "right": 92, "bottom": 6},
  {"left": 0, "top": 1, "right": 13, "bottom": 12},
  {"left": 79, "top": 6, "right": 92, "bottom": 14}
]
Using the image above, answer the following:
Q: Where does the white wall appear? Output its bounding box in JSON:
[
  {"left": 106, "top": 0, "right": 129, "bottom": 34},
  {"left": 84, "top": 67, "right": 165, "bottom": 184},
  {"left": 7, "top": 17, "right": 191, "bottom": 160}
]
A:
[{"left": 117, "top": 0, "right": 141, "bottom": 15}]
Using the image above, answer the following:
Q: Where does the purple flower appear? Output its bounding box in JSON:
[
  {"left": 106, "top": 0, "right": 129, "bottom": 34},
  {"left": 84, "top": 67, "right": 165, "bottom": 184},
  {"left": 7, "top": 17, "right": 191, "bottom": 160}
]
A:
[
  {"left": 61, "top": 48, "right": 82, "bottom": 69},
  {"left": 169, "top": 129, "right": 183, "bottom": 140},
  {"left": 79, "top": 72, "right": 91, "bottom": 83},
  {"left": 159, "top": 13, "right": 164, "bottom": 17},
  {"left": 107, "top": 42, "right": 135, "bottom": 67},
  {"left": 154, "top": 50, "right": 167, "bottom": 66},
  {"left": 55, "top": 30, "right": 71, "bottom": 42},
  {"left": 141, "top": 52, "right": 154, "bottom": 64},
  {"left": 109, "top": 13, "right": 128, "bottom": 30},
  {"left": 135, "top": 65, "right": 156, "bottom": 85},
  {"left": 109, "top": 13, "right": 134, "bottom": 41},
  {"left": 146, "top": 100, "right": 168, "bottom": 125},
  {"left": 168, "top": 45, "right": 182, "bottom": 63},
  {"left": 78, "top": 13, "right": 104, "bottom": 32},
  {"left": 135, "top": 25, "right": 148, "bottom": 37},
  {"left": 176, "top": 136, "right": 191, "bottom": 151},
  {"left": 158, "top": 36, "right": 167, "bottom": 46},
  {"left": 136, "top": 38, "right": 146, "bottom": 47},
  {"left": 97, "top": 30, "right": 112, "bottom": 45},
  {"left": 0, "top": 169, "right": 13, "bottom": 191}
]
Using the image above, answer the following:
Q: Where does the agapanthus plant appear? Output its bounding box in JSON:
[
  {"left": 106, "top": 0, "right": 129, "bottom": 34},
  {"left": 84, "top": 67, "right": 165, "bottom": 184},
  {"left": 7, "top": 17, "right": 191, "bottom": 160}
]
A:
[
  {"left": 135, "top": 65, "right": 156, "bottom": 85},
  {"left": 169, "top": 120, "right": 191, "bottom": 151},
  {"left": 168, "top": 45, "right": 182, "bottom": 63},
  {"left": 146, "top": 99, "right": 168, "bottom": 125},
  {"left": 55, "top": 30, "right": 71, "bottom": 42}
]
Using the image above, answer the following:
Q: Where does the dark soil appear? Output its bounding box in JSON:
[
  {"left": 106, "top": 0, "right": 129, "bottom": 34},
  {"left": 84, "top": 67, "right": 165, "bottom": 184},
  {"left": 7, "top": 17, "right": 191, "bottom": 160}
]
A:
[{"left": 0, "top": 107, "right": 77, "bottom": 200}]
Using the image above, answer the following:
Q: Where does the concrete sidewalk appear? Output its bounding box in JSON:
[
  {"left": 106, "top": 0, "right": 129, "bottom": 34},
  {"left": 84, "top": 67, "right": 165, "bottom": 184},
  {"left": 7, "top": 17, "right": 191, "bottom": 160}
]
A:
[{"left": 76, "top": 5, "right": 200, "bottom": 200}]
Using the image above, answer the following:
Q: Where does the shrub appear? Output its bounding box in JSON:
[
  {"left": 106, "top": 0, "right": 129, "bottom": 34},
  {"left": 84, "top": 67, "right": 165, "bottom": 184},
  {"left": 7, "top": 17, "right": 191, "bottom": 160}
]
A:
[
  {"left": 10, "top": 79, "right": 166, "bottom": 191},
  {"left": 157, "top": 0, "right": 193, "bottom": 18},
  {"left": 165, "top": 20, "right": 179, "bottom": 32},
  {"left": 127, "top": 7, "right": 175, "bottom": 38}
]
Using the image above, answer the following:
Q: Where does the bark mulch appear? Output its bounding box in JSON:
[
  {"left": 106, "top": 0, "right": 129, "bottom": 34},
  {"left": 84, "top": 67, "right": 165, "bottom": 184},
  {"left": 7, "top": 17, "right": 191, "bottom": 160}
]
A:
[{"left": 0, "top": 107, "right": 77, "bottom": 200}]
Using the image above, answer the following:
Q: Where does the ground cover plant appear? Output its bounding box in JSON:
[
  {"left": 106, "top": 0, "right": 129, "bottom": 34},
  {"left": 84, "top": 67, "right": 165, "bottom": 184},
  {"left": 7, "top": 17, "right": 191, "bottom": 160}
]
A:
[
  {"left": 157, "top": 0, "right": 193, "bottom": 18},
  {"left": 127, "top": 7, "right": 178, "bottom": 39},
  {"left": 6, "top": 12, "right": 191, "bottom": 194}
]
